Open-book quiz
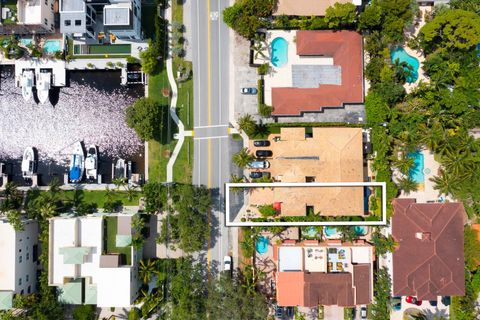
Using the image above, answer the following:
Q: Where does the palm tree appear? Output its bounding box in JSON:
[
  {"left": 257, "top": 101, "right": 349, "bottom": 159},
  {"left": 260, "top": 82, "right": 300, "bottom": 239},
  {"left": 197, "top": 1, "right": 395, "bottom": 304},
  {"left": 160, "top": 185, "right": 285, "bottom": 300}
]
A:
[
  {"left": 430, "top": 171, "right": 460, "bottom": 197},
  {"left": 112, "top": 177, "right": 127, "bottom": 190},
  {"left": 396, "top": 176, "right": 418, "bottom": 195},
  {"left": 232, "top": 148, "right": 254, "bottom": 168},
  {"left": 230, "top": 174, "right": 244, "bottom": 183},
  {"left": 441, "top": 148, "right": 475, "bottom": 179},
  {"left": 237, "top": 114, "right": 256, "bottom": 137},
  {"left": 126, "top": 185, "right": 138, "bottom": 202},
  {"left": 38, "top": 202, "right": 57, "bottom": 220},
  {"left": 393, "top": 154, "right": 415, "bottom": 175},
  {"left": 392, "top": 59, "right": 414, "bottom": 83},
  {"left": 138, "top": 259, "right": 157, "bottom": 284},
  {"left": 251, "top": 33, "right": 268, "bottom": 60}
]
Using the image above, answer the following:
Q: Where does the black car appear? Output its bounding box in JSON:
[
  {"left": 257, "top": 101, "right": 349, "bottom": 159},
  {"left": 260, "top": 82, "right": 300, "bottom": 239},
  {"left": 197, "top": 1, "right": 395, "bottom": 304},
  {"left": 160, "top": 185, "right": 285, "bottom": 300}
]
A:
[
  {"left": 253, "top": 140, "right": 270, "bottom": 147},
  {"left": 255, "top": 150, "right": 272, "bottom": 158},
  {"left": 250, "top": 171, "right": 271, "bottom": 179}
]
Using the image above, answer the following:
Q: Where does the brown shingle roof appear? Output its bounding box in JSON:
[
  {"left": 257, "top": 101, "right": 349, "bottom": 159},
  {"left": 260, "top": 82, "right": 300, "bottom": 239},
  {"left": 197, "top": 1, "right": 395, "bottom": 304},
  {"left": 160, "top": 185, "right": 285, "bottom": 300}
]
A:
[
  {"left": 392, "top": 199, "right": 466, "bottom": 300},
  {"left": 271, "top": 30, "right": 363, "bottom": 116},
  {"left": 353, "top": 264, "right": 371, "bottom": 305},
  {"left": 276, "top": 265, "right": 372, "bottom": 307}
]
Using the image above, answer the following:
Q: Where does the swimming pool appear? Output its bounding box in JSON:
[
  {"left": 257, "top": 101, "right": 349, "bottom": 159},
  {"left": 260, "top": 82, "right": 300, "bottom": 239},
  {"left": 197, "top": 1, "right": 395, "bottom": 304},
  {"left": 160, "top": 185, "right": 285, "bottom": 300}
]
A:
[
  {"left": 43, "top": 40, "right": 62, "bottom": 54},
  {"left": 255, "top": 236, "right": 268, "bottom": 254},
  {"left": 324, "top": 226, "right": 338, "bottom": 238},
  {"left": 304, "top": 226, "right": 318, "bottom": 238},
  {"left": 271, "top": 37, "right": 288, "bottom": 68},
  {"left": 20, "top": 38, "right": 32, "bottom": 47},
  {"left": 354, "top": 226, "right": 367, "bottom": 236},
  {"left": 390, "top": 47, "right": 419, "bottom": 83},
  {"left": 408, "top": 151, "right": 425, "bottom": 184}
]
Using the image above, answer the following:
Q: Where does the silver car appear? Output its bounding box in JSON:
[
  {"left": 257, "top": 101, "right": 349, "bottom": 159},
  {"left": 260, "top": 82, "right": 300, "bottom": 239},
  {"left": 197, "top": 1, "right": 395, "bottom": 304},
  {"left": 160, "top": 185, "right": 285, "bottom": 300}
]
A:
[{"left": 248, "top": 160, "right": 270, "bottom": 169}]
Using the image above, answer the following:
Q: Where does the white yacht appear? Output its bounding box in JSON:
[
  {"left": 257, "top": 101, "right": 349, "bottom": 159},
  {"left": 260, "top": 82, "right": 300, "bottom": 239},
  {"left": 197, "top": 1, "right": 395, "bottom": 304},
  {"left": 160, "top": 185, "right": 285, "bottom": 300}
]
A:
[
  {"left": 21, "top": 147, "right": 37, "bottom": 180},
  {"left": 85, "top": 145, "right": 98, "bottom": 182},
  {"left": 36, "top": 71, "right": 51, "bottom": 104},
  {"left": 21, "top": 70, "right": 34, "bottom": 102}
]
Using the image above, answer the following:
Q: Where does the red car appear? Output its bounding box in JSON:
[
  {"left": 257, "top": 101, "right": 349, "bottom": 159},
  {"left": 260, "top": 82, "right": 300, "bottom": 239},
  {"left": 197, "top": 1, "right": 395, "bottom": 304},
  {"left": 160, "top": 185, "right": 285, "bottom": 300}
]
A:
[{"left": 406, "top": 296, "right": 422, "bottom": 306}]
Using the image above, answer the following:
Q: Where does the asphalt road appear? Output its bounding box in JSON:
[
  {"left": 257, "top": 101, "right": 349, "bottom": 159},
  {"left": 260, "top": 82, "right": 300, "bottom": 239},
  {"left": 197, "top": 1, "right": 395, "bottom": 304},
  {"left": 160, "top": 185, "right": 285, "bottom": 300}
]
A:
[{"left": 191, "top": 0, "right": 231, "bottom": 274}]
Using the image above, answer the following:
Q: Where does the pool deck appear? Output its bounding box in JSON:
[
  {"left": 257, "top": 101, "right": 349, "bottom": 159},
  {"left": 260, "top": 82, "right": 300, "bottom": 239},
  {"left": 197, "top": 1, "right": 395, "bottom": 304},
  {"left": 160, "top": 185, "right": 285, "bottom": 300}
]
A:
[
  {"left": 259, "top": 30, "right": 334, "bottom": 106},
  {"left": 402, "top": 6, "right": 431, "bottom": 93}
]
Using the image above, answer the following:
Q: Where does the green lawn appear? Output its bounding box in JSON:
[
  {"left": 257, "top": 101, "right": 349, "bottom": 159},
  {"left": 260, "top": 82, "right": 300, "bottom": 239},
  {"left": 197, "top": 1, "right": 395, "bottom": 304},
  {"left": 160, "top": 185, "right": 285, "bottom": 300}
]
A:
[
  {"left": 63, "top": 190, "right": 142, "bottom": 208},
  {"left": 146, "top": 0, "right": 193, "bottom": 184},
  {"left": 173, "top": 137, "right": 193, "bottom": 184},
  {"left": 104, "top": 216, "right": 132, "bottom": 265},
  {"left": 81, "top": 44, "right": 131, "bottom": 55}
]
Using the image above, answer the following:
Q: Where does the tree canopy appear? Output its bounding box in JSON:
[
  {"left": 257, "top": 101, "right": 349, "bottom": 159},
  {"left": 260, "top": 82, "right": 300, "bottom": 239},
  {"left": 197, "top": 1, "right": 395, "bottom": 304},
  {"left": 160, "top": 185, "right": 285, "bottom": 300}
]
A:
[
  {"left": 325, "top": 2, "right": 357, "bottom": 29},
  {"left": 126, "top": 97, "right": 165, "bottom": 141},
  {"left": 223, "top": 0, "right": 275, "bottom": 39},
  {"left": 419, "top": 9, "right": 480, "bottom": 53}
]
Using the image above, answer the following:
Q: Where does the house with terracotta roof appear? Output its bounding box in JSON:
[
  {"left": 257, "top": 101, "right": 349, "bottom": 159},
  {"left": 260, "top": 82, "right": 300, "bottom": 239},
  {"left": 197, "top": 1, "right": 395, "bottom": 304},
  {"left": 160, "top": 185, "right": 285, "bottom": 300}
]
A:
[
  {"left": 273, "top": 0, "right": 362, "bottom": 17},
  {"left": 263, "top": 30, "right": 363, "bottom": 117},
  {"left": 273, "top": 240, "right": 374, "bottom": 307},
  {"left": 391, "top": 199, "right": 466, "bottom": 300},
  {"left": 246, "top": 127, "right": 366, "bottom": 217}
]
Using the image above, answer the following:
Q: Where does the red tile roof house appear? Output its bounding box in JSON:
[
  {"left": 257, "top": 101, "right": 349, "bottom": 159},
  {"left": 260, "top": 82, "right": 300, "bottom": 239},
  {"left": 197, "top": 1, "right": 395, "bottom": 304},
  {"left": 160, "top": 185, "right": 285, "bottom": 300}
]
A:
[
  {"left": 273, "top": 240, "right": 374, "bottom": 307},
  {"left": 392, "top": 199, "right": 466, "bottom": 300},
  {"left": 271, "top": 30, "right": 364, "bottom": 116}
]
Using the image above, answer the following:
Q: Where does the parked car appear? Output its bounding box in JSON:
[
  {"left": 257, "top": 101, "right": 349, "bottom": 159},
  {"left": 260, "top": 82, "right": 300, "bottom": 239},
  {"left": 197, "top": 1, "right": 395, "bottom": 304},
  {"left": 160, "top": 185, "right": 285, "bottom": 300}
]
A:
[
  {"left": 255, "top": 150, "right": 273, "bottom": 158},
  {"left": 406, "top": 296, "right": 422, "bottom": 306},
  {"left": 253, "top": 140, "right": 270, "bottom": 147},
  {"left": 241, "top": 87, "right": 258, "bottom": 94},
  {"left": 250, "top": 171, "right": 271, "bottom": 179},
  {"left": 248, "top": 160, "right": 270, "bottom": 169},
  {"left": 360, "top": 306, "right": 367, "bottom": 319},
  {"left": 429, "top": 300, "right": 438, "bottom": 307},
  {"left": 223, "top": 255, "right": 232, "bottom": 272},
  {"left": 391, "top": 297, "right": 402, "bottom": 311}
]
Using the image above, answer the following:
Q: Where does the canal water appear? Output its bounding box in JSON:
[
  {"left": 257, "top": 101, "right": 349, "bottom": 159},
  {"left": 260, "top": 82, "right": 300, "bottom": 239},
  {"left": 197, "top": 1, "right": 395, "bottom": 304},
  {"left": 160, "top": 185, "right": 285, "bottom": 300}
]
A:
[{"left": 0, "top": 66, "right": 145, "bottom": 186}]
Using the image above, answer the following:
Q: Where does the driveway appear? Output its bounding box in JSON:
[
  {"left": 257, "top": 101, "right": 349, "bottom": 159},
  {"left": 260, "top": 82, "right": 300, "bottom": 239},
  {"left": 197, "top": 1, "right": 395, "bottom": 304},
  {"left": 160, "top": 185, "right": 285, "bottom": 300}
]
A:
[{"left": 324, "top": 305, "right": 343, "bottom": 320}]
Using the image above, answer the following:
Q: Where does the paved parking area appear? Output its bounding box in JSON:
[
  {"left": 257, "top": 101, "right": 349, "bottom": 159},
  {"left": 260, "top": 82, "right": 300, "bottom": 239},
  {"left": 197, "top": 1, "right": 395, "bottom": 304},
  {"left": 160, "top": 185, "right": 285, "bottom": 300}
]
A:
[
  {"left": 232, "top": 34, "right": 263, "bottom": 121},
  {"left": 390, "top": 296, "right": 449, "bottom": 320}
]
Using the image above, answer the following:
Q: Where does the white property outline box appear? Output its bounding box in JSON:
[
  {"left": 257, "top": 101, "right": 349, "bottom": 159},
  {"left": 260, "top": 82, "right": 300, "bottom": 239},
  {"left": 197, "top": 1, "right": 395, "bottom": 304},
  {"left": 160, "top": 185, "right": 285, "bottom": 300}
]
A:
[{"left": 225, "top": 182, "right": 387, "bottom": 227}]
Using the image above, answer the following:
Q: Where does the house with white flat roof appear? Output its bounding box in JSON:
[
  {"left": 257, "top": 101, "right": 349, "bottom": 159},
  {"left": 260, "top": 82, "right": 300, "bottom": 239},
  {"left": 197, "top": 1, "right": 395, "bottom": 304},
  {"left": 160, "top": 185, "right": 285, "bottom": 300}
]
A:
[
  {"left": 48, "top": 213, "right": 141, "bottom": 307},
  {"left": 0, "top": 218, "right": 39, "bottom": 310},
  {"left": 0, "top": 0, "right": 54, "bottom": 34},
  {"left": 59, "top": 0, "right": 141, "bottom": 42}
]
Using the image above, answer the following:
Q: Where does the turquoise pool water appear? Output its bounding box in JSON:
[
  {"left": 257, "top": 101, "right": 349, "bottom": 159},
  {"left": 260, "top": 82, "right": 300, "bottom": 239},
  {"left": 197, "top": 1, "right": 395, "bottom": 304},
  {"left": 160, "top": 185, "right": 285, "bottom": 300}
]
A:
[
  {"left": 304, "top": 226, "right": 317, "bottom": 238},
  {"left": 255, "top": 236, "right": 268, "bottom": 254},
  {"left": 354, "top": 226, "right": 366, "bottom": 236},
  {"left": 271, "top": 37, "right": 288, "bottom": 68},
  {"left": 20, "top": 38, "right": 32, "bottom": 46},
  {"left": 43, "top": 40, "right": 62, "bottom": 53},
  {"left": 390, "top": 47, "right": 419, "bottom": 83},
  {"left": 408, "top": 151, "right": 425, "bottom": 184},
  {"left": 324, "top": 226, "right": 338, "bottom": 237}
]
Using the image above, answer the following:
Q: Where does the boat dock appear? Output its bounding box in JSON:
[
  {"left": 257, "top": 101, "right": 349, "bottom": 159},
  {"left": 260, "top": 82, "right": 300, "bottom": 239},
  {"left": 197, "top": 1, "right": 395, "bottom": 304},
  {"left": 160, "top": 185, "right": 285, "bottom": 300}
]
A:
[{"left": 14, "top": 59, "right": 66, "bottom": 87}]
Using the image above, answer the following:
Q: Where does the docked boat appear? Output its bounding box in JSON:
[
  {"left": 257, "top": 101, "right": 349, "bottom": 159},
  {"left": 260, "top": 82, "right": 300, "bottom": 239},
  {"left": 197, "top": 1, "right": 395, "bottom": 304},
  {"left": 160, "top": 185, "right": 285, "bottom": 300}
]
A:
[
  {"left": 69, "top": 142, "right": 85, "bottom": 183},
  {"left": 21, "top": 70, "right": 34, "bottom": 102},
  {"left": 85, "top": 145, "right": 98, "bottom": 182},
  {"left": 36, "top": 71, "right": 51, "bottom": 104},
  {"left": 114, "top": 158, "right": 126, "bottom": 180},
  {"left": 21, "top": 147, "right": 37, "bottom": 180}
]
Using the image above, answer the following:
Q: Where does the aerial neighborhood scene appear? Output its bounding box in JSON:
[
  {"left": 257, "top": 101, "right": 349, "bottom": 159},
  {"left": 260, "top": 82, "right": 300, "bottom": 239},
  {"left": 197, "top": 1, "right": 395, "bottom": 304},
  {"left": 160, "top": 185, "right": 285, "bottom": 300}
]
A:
[{"left": 0, "top": 0, "right": 480, "bottom": 319}]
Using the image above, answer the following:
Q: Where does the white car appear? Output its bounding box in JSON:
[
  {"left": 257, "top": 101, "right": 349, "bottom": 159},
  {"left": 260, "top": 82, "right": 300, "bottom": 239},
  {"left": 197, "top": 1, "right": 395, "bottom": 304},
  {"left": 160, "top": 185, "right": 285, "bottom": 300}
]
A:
[{"left": 224, "top": 255, "right": 232, "bottom": 272}]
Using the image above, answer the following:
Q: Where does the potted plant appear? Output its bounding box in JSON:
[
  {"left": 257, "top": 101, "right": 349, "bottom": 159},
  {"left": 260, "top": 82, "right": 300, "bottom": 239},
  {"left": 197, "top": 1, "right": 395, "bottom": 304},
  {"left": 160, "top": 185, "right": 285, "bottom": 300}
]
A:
[
  {"left": 87, "top": 63, "right": 94, "bottom": 69},
  {"left": 106, "top": 61, "right": 115, "bottom": 68},
  {"left": 116, "top": 61, "right": 124, "bottom": 68}
]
